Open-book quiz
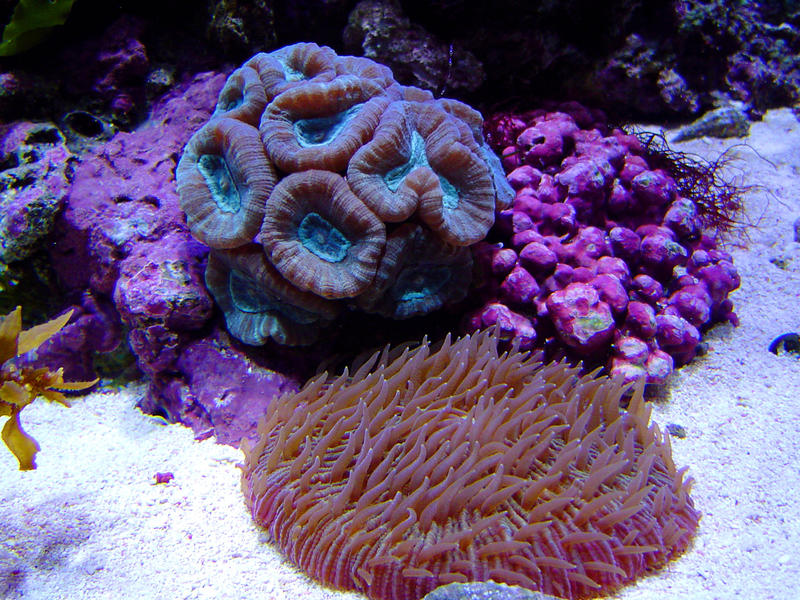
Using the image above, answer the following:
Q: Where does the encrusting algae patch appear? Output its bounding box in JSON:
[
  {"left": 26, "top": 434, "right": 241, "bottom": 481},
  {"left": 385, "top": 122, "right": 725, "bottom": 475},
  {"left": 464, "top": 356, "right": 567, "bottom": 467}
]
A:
[{"left": 241, "top": 329, "right": 700, "bottom": 600}]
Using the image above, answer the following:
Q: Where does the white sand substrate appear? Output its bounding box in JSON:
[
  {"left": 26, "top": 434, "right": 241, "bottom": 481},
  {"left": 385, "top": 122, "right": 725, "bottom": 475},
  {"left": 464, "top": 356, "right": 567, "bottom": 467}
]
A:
[{"left": 1, "top": 108, "right": 799, "bottom": 600}]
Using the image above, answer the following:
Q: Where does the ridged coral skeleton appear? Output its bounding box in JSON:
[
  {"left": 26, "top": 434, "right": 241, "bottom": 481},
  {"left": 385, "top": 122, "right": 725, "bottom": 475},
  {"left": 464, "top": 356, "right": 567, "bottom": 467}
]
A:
[{"left": 241, "top": 329, "right": 699, "bottom": 600}]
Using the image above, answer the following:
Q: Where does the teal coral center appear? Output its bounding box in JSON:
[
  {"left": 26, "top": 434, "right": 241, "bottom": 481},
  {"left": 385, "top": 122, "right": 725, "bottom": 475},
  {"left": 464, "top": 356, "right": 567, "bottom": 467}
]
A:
[
  {"left": 385, "top": 130, "right": 460, "bottom": 210},
  {"left": 197, "top": 154, "right": 241, "bottom": 213},
  {"left": 297, "top": 212, "right": 351, "bottom": 263},
  {"left": 392, "top": 264, "right": 451, "bottom": 305},
  {"left": 278, "top": 58, "right": 308, "bottom": 82},
  {"left": 229, "top": 269, "right": 318, "bottom": 325},
  {"left": 294, "top": 104, "right": 364, "bottom": 147}
]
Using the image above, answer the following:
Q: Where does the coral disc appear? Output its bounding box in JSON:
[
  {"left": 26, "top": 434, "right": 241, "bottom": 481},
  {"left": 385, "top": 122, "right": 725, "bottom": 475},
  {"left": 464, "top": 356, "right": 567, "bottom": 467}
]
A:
[
  {"left": 205, "top": 245, "right": 341, "bottom": 346},
  {"left": 347, "top": 100, "right": 498, "bottom": 245},
  {"left": 212, "top": 66, "right": 268, "bottom": 126},
  {"left": 260, "top": 170, "right": 386, "bottom": 299},
  {"left": 347, "top": 102, "right": 432, "bottom": 223},
  {"left": 242, "top": 329, "right": 700, "bottom": 600},
  {"left": 245, "top": 42, "right": 339, "bottom": 101},
  {"left": 177, "top": 117, "right": 276, "bottom": 249},
  {"left": 261, "top": 76, "right": 390, "bottom": 173},
  {"left": 355, "top": 223, "right": 473, "bottom": 319}
]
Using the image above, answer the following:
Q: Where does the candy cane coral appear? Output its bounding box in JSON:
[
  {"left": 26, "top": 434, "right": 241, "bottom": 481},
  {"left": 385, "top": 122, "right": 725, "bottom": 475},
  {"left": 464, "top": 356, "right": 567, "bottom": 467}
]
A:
[{"left": 177, "top": 42, "right": 514, "bottom": 345}]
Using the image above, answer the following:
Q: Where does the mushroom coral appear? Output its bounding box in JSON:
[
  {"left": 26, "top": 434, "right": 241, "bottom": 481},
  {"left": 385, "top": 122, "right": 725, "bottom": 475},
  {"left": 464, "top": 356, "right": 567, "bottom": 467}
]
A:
[
  {"left": 0, "top": 307, "right": 97, "bottom": 470},
  {"left": 177, "top": 42, "right": 513, "bottom": 345},
  {"left": 241, "top": 329, "right": 700, "bottom": 600}
]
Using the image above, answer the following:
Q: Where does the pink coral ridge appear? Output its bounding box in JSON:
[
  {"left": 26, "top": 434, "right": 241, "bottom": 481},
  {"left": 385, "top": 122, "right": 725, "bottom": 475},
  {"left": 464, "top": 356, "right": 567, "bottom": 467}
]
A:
[{"left": 469, "top": 104, "right": 740, "bottom": 384}]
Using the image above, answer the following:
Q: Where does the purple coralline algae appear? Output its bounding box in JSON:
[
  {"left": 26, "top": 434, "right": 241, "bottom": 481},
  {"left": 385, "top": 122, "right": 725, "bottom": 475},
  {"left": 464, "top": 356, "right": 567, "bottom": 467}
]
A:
[
  {"left": 46, "top": 70, "right": 301, "bottom": 444},
  {"left": 0, "top": 121, "right": 73, "bottom": 265},
  {"left": 144, "top": 330, "right": 300, "bottom": 445},
  {"left": 469, "top": 105, "right": 740, "bottom": 384},
  {"left": 18, "top": 292, "right": 122, "bottom": 383}
]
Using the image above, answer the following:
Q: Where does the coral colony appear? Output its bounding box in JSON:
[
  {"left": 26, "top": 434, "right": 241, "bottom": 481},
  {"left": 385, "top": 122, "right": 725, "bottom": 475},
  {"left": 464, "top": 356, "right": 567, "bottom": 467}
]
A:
[
  {"left": 470, "top": 106, "right": 740, "bottom": 384},
  {"left": 177, "top": 42, "right": 513, "bottom": 345},
  {"left": 178, "top": 44, "right": 740, "bottom": 389},
  {"left": 242, "top": 329, "right": 700, "bottom": 600},
  {"left": 176, "top": 44, "right": 720, "bottom": 599}
]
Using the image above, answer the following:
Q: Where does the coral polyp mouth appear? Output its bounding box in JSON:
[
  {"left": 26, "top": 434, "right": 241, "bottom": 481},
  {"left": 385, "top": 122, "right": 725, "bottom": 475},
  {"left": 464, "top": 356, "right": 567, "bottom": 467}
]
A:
[
  {"left": 293, "top": 103, "right": 365, "bottom": 147},
  {"left": 297, "top": 212, "right": 352, "bottom": 263}
]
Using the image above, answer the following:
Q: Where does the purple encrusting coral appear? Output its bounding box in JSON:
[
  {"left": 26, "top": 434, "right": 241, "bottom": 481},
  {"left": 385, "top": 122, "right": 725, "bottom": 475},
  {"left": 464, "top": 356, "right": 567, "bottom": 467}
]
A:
[{"left": 467, "top": 104, "right": 740, "bottom": 384}]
